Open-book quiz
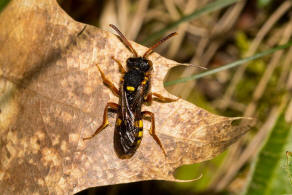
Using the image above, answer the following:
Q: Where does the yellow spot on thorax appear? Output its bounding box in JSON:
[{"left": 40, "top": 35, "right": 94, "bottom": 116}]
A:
[
  {"left": 142, "top": 76, "right": 149, "bottom": 85},
  {"left": 126, "top": 86, "right": 135, "bottom": 91}
]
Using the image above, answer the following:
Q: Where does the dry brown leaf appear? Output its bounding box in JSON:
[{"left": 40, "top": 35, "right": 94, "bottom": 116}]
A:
[{"left": 0, "top": 0, "right": 250, "bottom": 194}]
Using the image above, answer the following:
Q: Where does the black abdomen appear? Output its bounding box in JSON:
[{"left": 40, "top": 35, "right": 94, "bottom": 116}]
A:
[{"left": 114, "top": 117, "right": 143, "bottom": 159}]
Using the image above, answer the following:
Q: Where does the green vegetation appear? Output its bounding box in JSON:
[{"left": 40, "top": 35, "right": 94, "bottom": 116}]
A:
[{"left": 243, "top": 105, "right": 292, "bottom": 195}]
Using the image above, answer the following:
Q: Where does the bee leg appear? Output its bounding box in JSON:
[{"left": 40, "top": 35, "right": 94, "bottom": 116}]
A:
[
  {"left": 146, "top": 92, "right": 179, "bottom": 103},
  {"left": 144, "top": 93, "right": 153, "bottom": 104},
  {"left": 142, "top": 111, "right": 166, "bottom": 156},
  {"left": 112, "top": 56, "right": 126, "bottom": 74},
  {"left": 96, "top": 64, "right": 119, "bottom": 96},
  {"left": 83, "top": 102, "right": 119, "bottom": 141}
]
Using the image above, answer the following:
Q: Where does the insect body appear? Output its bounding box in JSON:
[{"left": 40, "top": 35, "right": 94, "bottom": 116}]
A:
[{"left": 83, "top": 24, "right": 177, "bottom": 159}]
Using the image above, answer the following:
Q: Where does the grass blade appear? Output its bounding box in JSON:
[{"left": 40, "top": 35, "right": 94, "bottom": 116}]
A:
[
  {"left": 164, "top": 40, "right": 292, "bottom": 86},
  {"left": 142, "top": 0, "right": 239, "bottom": 45},
  {"left": 242, "top": 104, "right": 292, "bottom": 195},
  {"left": 286, "top": 151, "right": 292, "bottom": 185}
]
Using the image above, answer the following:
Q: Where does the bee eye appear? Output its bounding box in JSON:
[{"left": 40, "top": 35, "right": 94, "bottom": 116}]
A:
[{"left": 140, "top": 60, "right": 150, "bottom": 72}]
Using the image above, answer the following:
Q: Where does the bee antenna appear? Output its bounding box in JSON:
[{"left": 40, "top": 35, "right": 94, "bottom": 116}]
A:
[
  {"left": 143, "top": 32, "right": 178, "bottom": 58},
  {"left": 109, "top": 24, "right": 138, "bottom": 57}
]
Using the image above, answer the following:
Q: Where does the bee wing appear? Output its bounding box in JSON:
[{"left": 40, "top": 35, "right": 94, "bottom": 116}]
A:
[
  {"left": 130, "top": 85, "right": 144, "bottom": 111},
  {"left": 120, "top": 84, "right": 135, "bottom": 123}
]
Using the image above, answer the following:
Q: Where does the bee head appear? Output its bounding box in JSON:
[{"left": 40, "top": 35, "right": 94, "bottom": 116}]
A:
[{"left": 126, "top": 57, "right": 152, "bottom": 72}]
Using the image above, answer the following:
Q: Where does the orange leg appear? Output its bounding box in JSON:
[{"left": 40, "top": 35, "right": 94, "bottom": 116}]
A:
[
  {"left": 145, "top": 92, "right": 178, "bottom": 104},
  {"left": 96, "top": 64, "right": 119, "bottom": 96},
  {"left": 112, "top": 56, "right": 126, "bottom": 74},
  {"left": 144, "top": 93, "right": 153, "bottom": 104},
  {"left": 83, "top": 102, "right": 119, "bottom": 141},
  {"left": 142, "top": 111, "right": 166, "bottom": 156}
]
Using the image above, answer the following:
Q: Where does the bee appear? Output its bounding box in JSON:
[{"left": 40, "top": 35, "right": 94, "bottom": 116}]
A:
[{"left": 83, "top": 24, "right": 177, "bottom": 159}]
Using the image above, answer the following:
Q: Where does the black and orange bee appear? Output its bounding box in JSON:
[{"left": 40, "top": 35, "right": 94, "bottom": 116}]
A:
[{"left": 83, "top": 24, "right": 177, "bottom": 159}]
